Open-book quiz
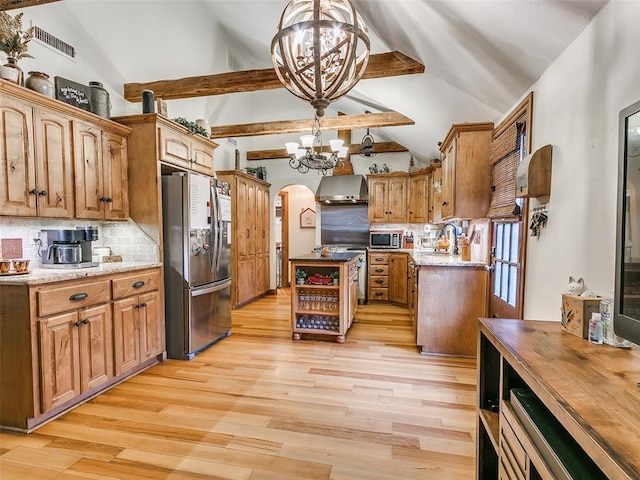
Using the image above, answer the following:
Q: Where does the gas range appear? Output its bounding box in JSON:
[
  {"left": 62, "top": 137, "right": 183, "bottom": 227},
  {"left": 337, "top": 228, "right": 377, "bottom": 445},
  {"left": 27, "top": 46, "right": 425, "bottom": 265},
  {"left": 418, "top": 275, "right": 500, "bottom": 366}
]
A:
[{"left": 314, "top": 244, "right": 368, "bottom": 252}]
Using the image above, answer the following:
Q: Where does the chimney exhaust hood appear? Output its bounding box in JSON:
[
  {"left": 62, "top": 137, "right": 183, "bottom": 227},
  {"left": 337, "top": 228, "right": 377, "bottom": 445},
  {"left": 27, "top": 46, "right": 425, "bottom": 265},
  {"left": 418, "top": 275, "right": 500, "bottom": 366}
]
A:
[{"left": 315, "top": 174, "right": 369, "bottom": 204}]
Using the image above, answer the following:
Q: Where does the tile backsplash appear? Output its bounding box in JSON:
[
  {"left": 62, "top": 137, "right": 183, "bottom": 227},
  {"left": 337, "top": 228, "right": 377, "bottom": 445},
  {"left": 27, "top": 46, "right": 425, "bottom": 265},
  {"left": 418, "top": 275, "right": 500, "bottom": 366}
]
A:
[{"left": 0, "top": 218, "right": 158, "bottom": 264}]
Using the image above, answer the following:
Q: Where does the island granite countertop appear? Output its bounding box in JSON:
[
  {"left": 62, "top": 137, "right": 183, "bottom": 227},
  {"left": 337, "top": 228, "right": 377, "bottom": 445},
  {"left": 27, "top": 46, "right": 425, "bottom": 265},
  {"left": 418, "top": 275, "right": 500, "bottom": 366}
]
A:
[
  {"left": 0, "top": 262, "right": 163, "bottom": 286},
  {"left": 368, "top": 249, "right": 486, "bottom": 267}
]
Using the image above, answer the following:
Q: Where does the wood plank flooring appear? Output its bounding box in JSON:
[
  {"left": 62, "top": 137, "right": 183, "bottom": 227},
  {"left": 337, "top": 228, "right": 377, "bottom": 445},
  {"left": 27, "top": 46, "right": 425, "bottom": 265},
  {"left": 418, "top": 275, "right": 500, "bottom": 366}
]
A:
[{"left": 0, "top": 290, "right": 477, "bottom": 479}]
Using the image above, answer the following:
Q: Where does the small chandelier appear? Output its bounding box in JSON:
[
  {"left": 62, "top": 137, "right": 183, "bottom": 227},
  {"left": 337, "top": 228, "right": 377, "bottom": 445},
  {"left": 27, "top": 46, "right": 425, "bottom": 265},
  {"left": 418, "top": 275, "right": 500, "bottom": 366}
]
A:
[
  {"left": 271, "top": 0, "right": 370, "bottom": 117},
  {"left": 285, "top": 116, "right": 349, "bottom": 175},
  {"left": 359, "top": 127, "right": 377, "bottom": 157}
]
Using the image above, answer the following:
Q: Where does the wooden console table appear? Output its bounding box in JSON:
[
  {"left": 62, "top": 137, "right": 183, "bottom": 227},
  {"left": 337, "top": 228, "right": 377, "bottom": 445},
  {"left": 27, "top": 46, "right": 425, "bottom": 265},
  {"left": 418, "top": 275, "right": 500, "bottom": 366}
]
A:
[{"left": 477, "top": 318, "right": 640, "bottom": 480}]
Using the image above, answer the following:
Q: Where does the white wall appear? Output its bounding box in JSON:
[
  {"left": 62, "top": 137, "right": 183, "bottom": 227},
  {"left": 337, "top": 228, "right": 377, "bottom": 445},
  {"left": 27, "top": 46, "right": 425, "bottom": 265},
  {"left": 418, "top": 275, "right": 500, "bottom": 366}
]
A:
[{"left": 521, "top": 1, "right": 640, "bottom": 320}]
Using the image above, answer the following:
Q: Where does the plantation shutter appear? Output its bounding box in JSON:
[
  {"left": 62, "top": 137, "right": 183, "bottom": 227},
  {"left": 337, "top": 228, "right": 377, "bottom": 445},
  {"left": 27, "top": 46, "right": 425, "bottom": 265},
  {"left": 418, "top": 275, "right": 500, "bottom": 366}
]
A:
[{"left": 487, "top": 116, "right": 526, "bottom": 218}]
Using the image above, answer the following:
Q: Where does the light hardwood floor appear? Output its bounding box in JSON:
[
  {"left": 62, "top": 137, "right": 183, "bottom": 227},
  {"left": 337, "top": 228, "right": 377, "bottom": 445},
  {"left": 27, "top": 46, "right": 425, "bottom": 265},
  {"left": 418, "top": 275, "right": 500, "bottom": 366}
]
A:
[{"left": 0, "top": 290, "right": 477, "bottom": 479}]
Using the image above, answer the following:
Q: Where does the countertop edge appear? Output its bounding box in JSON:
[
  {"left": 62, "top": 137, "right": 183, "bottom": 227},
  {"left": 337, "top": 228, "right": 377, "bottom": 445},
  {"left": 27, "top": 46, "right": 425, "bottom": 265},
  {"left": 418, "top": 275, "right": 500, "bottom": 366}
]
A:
[{"left": 0, "top": 262, "right": 163, "bottom": 285}]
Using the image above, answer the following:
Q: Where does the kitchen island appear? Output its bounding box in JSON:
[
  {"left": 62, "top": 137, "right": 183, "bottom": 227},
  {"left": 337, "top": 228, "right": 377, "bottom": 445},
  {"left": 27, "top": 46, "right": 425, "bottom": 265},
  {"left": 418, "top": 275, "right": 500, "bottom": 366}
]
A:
[
  {"left": 0, "top": 262, "right": 165, "bottom": 432},
  {"left": 289, "top": 252, "right": 360, "bottom": 343}
]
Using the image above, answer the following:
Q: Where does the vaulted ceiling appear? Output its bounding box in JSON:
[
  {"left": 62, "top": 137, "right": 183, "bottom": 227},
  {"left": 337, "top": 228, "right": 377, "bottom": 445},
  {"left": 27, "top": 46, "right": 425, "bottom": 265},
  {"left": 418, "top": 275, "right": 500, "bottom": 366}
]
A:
[{"left": 14, "top": 0, "right": 608, "bottom": 164}]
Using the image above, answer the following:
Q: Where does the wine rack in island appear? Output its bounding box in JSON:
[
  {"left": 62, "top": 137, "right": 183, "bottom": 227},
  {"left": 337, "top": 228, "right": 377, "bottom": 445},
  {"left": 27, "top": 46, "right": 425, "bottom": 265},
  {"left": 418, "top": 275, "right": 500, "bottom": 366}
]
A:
[{"left": 290, "top": 254, "right": 359, "bottom": 343}]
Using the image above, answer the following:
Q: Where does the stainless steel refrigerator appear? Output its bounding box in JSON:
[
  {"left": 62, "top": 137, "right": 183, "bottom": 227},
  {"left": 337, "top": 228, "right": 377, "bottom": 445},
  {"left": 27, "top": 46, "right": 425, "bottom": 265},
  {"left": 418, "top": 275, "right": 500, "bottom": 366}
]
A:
[{"left": 162, "top": 172, "right": 232, "bottom": 360}]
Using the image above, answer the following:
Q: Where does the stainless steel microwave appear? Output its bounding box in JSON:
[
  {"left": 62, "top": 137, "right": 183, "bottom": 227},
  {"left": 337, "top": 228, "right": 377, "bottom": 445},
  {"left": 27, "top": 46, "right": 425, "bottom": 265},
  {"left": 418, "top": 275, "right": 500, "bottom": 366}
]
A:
[{"left": 369, "top": 230, "right": 402, "bottom": 249}]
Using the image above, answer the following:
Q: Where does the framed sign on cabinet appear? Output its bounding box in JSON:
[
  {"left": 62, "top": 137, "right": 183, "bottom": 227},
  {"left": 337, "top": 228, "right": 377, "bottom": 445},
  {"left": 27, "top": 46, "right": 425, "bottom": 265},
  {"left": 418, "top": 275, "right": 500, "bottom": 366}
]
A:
[{"left": 300, "top": 208, "right": 316, "bottom": 228}]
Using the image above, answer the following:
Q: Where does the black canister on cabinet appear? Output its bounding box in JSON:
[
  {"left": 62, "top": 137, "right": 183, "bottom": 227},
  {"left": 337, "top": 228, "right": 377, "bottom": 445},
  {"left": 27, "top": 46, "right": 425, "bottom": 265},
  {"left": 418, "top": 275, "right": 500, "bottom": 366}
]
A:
[
  {"left": 142, "top": 89, "right": 155, "bottom": 113},
  {"left": 89, "top": 81, "right": 110, "bottom": 118}
]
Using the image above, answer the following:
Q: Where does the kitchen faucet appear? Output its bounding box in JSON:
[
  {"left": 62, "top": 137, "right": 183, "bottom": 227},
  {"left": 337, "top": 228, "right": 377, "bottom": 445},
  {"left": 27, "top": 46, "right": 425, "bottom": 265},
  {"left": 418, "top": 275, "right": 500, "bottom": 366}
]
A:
[{"left": 439, "top": 223, "right": 459, "bottom": 255}]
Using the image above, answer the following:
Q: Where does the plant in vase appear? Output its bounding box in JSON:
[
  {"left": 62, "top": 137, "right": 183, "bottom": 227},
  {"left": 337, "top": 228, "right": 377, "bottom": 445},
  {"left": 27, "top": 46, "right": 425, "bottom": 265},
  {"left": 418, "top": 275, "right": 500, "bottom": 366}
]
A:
[
  {"left": 330, "top": 270, "right": 340, "bottom": 285},
  {"left": 0, "top": 12, "right": 34, "bottom": 86},
  {"left": 295, "top": 269, "right": 307, "bottom": 285}
]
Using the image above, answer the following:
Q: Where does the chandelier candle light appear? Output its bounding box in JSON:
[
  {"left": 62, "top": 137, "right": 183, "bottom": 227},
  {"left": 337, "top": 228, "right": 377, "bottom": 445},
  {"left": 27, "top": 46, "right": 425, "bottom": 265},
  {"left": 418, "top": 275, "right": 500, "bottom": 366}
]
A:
[
  {"left": 286, "top": 116, "right": 349, "bottom": 175},
  {"left": 271, "top": 0, "right": 370, "bottom": 117}
]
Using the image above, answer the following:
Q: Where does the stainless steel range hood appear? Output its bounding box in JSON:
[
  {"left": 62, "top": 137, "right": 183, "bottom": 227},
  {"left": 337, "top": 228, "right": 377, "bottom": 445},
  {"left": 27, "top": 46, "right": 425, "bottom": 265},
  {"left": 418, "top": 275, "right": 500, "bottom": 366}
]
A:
[{"left": 315, "top": 174, "right": 369, "bottom": 204}]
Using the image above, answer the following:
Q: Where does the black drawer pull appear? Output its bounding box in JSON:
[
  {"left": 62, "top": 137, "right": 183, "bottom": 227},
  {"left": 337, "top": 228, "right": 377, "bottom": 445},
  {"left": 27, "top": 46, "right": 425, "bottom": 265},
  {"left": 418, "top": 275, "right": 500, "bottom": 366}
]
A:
[
  {"left": 74, "top": 320, "right": 82, "bottom": 327},
  {"left": 375, "top": 279, "right": 384, "bottom": 284},
  {"left": 375, "top": 292, "right": 384, "bottom": 296},
  {"left": 375, "top": 257, "right": 384, "bottom": 261},
  {"left": 83, "top": 318, "right": 89, "bottom": 325},
  {"left": 132, "top": 281, "right": 145, "bottom": 288},
  {"left": 375, "top": 268, "right": 384, "bottom": 273},
  {"left": 69, "top": 293, "right": 88, "bottom": 301}
]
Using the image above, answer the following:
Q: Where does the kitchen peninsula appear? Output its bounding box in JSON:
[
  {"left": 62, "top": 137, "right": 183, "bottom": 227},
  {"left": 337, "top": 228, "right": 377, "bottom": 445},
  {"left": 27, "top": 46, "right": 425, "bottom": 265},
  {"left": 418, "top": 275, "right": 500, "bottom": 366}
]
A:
[
  {"left": 289, "top": 251, "right": 359, "bottom": 343},
  {"left": 412, "top": 252, "right": 488, "bottom": 357}
]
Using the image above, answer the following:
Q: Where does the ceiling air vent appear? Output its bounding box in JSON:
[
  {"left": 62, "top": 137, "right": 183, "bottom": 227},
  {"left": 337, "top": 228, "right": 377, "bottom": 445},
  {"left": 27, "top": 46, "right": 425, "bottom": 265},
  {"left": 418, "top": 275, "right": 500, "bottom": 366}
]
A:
[{"left": 33, "top": 26, "right": 75, "bottom": 58}]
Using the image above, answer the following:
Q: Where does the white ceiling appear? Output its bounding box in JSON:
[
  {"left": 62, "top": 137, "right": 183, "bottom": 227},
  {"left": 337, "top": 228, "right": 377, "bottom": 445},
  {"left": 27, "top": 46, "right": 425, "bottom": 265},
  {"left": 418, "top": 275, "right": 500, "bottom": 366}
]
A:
[{"left": 58, "top": 0, "right": 608, "bottom": 163}]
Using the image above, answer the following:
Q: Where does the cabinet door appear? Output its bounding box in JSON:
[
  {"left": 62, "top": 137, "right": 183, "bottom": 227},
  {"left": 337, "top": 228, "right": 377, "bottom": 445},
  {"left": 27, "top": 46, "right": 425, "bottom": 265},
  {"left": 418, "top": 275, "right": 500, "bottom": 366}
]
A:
[
  {"left": 138, "top": 291, "right": 163, "bottom": 361},
  {"left": 0, "top": 96, "right": 36, "bottom": 216},
  {"left": 38, "top": 311, "right": 81, "bottom": 412},
  {"left": 256, "top": 185, "right": 269, "bottom": 256},
  {"left": 112, "top": 296, "right": 141, "bottom": 376},
  {"left": 78, "top": 304, "right": 113, "bottom": 392},
  {"left": 409, "top": 172, "right": 428, "bottom": 223},
  {"left": 441, "top": 139, "right": 456, "bottom": 219},
  {"left": 159, "top": 125, "right": 191, "bottom": 168},
  {"left": 33, "top": 107, "right": 74, "bottom": 218},
  {"left": 390, "top": 253, "right": 408, "bottom": 305},
  {"left": 237, "top": 257, "right": 256, "bottom": 305},
  {"left": 387, "top": 177, "right": 408, "bottom": 223},
  {"left": 74, "top": 121, "right": 104, "bottom": 219},
  {"left": 236, "top": 178, "right": 254, "bottom": 259},
  {"left": 367, "top": 177, "right": 388, "bottom": 223},
  {"left": 101, "top": 131, "right": 129, "bottom": 220},
  {"left": 429, "top": 168, "right": 443, "bottom": 223},
  {"left": 191, "top": 141, "right": 214, "bottom": 175}
]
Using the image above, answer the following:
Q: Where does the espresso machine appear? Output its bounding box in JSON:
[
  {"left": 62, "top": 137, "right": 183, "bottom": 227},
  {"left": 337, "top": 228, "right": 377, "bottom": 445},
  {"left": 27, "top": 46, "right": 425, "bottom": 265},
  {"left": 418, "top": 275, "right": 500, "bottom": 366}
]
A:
[{"left": 39, "top": 227, "right": 99, "bottom": 269}]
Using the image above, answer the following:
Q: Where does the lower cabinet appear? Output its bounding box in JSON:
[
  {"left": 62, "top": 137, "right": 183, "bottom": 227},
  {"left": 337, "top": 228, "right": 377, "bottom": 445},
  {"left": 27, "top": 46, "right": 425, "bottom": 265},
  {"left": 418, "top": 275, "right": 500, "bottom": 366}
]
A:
[
  {"left": 368, "top": 252, "right": 409, "bottom": 306},
  {"left": 38, "top": 304, "right": 113, "bottom": 412},
  {"left": 0, "top": 267, "right": 165, "bottom": 433}
]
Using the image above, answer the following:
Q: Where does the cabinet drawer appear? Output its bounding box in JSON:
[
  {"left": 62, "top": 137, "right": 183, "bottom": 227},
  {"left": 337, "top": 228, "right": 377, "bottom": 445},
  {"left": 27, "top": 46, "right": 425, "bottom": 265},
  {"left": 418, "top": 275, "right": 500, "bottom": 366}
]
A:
[
  {"left": 370, "top": 276, "right": 389, "bottom": 288},
  {"left": 159, "top": 126, "right": 190, "bottom": 165},
  {"left": 38, "top": 280, "right": 111, "bottom": 317},
  {"left": 369, "top": 265, "right": 389, "bottom": 276},
  {"left": 500, "top": 412, "right": 527, "bottom": 476},
  {"left": 370, "top": 288, "right": 389, "bottom": 301},
  {"left": 369, "top": 254, "right": 389, "bottom": 265},
  {"left": 112, "top": 270, "right": 160, "bottom": 299}
]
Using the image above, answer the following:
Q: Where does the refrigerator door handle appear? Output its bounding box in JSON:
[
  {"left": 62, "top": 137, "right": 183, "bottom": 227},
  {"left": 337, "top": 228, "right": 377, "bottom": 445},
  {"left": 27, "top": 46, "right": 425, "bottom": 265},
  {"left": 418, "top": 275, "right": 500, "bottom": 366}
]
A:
[
  {"left": 210, "top": 184, "right": 219, "bottom": 273},
  {"left": 191, "top": 280, "right": 231, "bottom": 297}
]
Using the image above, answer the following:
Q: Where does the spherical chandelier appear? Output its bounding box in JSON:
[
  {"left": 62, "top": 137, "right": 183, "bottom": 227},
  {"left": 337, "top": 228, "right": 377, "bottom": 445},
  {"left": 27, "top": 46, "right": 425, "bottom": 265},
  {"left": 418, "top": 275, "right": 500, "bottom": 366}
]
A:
[{"left": 271, "top": 0, "right": 370, "bottom": 117}]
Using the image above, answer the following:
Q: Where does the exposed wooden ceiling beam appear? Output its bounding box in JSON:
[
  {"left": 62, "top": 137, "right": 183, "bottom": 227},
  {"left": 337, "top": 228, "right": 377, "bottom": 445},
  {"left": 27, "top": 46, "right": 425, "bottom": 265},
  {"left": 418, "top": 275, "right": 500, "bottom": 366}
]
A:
[
  {"left": 123, "top": 51, "right": 424, "bottom": 102},
  {"left": 209, "top": 111, "right": 414, "bottom": 139},
  {"left": 0, "top": 0, "right": 60, "bottom": 9},
  {"left": 246, "top": 142, "right": 409, "bottom": 161}
]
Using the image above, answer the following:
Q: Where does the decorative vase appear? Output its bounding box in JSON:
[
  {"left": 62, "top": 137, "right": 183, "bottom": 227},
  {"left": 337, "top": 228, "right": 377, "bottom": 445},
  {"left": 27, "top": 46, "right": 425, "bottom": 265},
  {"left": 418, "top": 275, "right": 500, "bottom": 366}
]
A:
[
  {"left": 25, "top": 71, "right": 54, "bottom": 97},
  {"left": 1, "top": 58, "right": 23, "bottom": 86}
]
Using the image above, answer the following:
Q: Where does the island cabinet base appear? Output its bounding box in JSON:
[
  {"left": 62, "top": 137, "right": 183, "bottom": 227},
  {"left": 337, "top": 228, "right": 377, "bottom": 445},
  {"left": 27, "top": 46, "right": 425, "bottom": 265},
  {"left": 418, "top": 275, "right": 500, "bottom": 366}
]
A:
[
  {"left": 415, "top": 265, "right": 487, "bottom": 357},
  {"left": 477, "top": 318, "right": 640, "bottom": 480},
  {"left": 290, "top": 253, "right": 359, "bottom": 342}
]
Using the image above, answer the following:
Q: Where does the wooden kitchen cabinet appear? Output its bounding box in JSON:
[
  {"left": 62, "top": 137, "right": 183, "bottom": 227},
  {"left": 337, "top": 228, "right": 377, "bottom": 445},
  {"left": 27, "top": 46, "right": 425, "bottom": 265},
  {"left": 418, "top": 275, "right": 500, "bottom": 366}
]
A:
[
  {"left": 428, "top": 164, "right": 442, "bottom": 223},
  {"left": 0, "top": 79, "right": 131, "bottom": 220},
  {"left": 74, "top": 121, "right": 129, "bottom": 220},
  {"left": 112, "top": 269, "right": 164, "bottom": 376},
  {"left": 38, "top": 303, "right": 113, "bottom": 412},
  {"left": 439, "top": 122, "right": 493, "bottom": 219},
  {"left": 367, "top": 173, "right": 408, "bottom": 224},
  {"left": 159, "top": 123, "right": 215, "bottom": 175},
  {"left": 0, "top": 266, "right": 164, "bottom": 433},
  {"left": 408, "top": 170, "right": 429, "bottom": 223},
  {"left": 217, "top": 170, "right": 270, "bottom": 308},
  {"left": 368, "top": 252, "right": 409, "bottom": 306},
  {"left": 112, "top": 114, "right": 219, "bottom": 248},
  {"left": 0, "top": 92, "right": 74, "bottom": 217}
]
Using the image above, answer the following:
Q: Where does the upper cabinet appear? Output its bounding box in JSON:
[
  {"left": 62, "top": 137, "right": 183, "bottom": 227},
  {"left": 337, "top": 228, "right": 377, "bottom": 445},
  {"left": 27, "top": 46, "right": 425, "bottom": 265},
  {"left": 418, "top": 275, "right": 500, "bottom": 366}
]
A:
[
  {"left": 368, "top": 173, "right": 408, "bottom": 224},
  {"left": 439, "top": 122, "right": 493, "bottom": 220},
  {"left": 112, "top": 114, "right": 219, "bottom": 247},
  {"left": 0, "top": 79, "right": 131, "bottom": 219}
]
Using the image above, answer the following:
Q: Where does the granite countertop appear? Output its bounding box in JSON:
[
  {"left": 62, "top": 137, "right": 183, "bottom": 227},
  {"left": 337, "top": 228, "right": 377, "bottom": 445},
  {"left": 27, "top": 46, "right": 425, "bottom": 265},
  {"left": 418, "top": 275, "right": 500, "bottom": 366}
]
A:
[
  {"left": 369, "top": 248, "right": 486, "bottom": 267},
  {"left": 289, "top": 252, "right": 360, "bottom": 262},
  {"left": 0, "top": 262, "right": 163, "bottom": 286}
]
